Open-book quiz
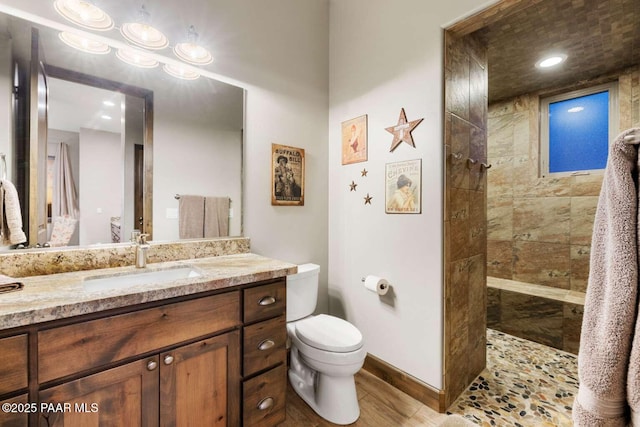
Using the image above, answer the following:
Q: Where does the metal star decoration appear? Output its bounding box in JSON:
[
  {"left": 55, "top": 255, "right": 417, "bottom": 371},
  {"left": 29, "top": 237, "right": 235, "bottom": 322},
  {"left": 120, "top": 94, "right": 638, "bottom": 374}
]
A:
[
  {"left": 364, "top": 193, "right": 373, "bottom": 205},
  {"left": 349, "top": 181, "right": 358, "bottom": 191},
  {"left": 361, "top": 169, "right": 368, "bottom": 177},
  {"left": 385, "top": 108, "right": 423, "bottom": 152}
]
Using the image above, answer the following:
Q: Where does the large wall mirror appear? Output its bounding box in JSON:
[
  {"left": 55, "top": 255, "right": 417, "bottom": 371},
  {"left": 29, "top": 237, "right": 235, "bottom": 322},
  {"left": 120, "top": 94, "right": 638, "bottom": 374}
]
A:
[{"left": 0, "top": 8, "right": 244, "bottom": 251}]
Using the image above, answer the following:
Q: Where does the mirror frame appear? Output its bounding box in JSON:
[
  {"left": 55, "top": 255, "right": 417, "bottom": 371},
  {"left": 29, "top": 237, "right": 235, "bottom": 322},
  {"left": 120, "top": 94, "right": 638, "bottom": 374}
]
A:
[{"left": 41, "top": 63, "right": 154, "bottom": 241}]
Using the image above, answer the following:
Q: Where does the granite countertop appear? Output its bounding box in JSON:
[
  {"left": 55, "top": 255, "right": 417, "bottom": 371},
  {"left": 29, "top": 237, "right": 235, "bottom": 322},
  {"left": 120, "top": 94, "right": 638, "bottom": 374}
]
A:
[{"left": 0, "top": 253, "right": 297, "bottom": 331}]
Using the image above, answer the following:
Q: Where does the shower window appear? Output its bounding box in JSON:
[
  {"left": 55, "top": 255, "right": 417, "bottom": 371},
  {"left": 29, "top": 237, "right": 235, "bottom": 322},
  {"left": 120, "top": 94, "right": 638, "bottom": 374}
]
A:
[{"left": 540, "top": 82, "right": 618, "bottom": 177}]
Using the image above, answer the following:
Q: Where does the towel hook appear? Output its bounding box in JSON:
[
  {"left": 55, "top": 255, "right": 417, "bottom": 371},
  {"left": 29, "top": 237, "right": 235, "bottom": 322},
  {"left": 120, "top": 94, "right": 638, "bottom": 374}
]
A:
[
  {"left": 466, "top": 158, "right": 478, "bottom": 169},
  {"left": 480, "top": 163, "right": 492, "bottom": 170}
]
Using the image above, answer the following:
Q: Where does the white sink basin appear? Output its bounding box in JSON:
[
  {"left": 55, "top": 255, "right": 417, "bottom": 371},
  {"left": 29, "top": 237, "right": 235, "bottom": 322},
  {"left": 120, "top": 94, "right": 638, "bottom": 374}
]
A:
[{"left": 83, "top": 266, "right": 203, "bottom": 292}]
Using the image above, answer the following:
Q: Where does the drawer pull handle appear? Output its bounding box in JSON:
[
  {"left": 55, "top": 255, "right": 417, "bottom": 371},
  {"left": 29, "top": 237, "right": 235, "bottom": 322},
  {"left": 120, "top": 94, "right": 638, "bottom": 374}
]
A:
[
  {"left": 147, "top": 360, "right": 158, "bottom": 371},
  {"left": 258, "top": 296, "right": 276, "bottom": 306},
  {"left": 164, "top": 355, "right": 174, "bottom": 365},
  {"left": 257, "top": 397, "right": 274, "bottom": 411},
  {"left": 258, "top": 339, "right": 275, "bottom": 351}
]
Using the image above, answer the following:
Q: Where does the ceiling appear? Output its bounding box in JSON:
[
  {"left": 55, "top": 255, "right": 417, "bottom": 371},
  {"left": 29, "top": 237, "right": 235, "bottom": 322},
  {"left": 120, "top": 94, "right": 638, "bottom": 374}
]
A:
[{"left": 472, "top": 0, "right": 640, "bottom": 103}]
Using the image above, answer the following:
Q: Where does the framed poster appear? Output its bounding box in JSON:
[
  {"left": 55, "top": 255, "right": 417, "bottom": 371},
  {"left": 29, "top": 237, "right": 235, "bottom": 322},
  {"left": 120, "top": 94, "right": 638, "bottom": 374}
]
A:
[
  {"left": 341, "top": 115, "right": 368, "bottom": 165},
  {"left": 272, "top": 143, "right": 305, "bottom": 206},
  {"left": 385, "top": 159, "right": 422, "bottom": 214}
]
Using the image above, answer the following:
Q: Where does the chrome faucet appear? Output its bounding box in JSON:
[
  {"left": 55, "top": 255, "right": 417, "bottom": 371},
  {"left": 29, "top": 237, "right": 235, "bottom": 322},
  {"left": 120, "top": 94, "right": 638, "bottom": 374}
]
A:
[{"left": 133, "top": 233, "right": 150, "bottom": 268}]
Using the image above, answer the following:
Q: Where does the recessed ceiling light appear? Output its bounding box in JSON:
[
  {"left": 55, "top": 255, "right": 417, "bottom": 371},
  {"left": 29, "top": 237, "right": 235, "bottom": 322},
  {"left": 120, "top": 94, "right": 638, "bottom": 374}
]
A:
[{"left": 535, "top": 54, "right": 567, "bottom": 69}]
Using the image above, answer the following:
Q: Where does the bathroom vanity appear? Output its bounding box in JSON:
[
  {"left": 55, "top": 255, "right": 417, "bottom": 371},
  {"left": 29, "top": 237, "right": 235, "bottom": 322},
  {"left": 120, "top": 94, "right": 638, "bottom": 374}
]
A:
[{"left": 0, "top": 251, "right": 295, "bottom": 427}]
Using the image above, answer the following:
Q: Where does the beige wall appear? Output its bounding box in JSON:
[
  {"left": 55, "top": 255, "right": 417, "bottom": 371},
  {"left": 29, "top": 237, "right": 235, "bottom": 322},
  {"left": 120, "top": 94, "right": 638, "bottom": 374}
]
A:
[{"left": 487, "top": 66, "right": 640, "bottom": 293}]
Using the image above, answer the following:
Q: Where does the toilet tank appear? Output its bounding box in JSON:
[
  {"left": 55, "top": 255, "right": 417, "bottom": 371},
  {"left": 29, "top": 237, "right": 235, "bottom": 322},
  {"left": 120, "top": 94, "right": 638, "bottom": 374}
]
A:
[{"left": 286, "top": 263, "right": 320, "bottom": 321}]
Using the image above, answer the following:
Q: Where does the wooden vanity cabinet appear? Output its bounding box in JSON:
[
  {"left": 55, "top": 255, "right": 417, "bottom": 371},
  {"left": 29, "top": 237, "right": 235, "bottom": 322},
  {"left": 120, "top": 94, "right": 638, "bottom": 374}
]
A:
[
  {"left": 0, "top": 334, "right": 29, "bottom": 427},
  {"left": 35, "top": 290, "right": 242, "bottom": 427},
  {"left": 241, "top": 280, "right": 287, "bottom": 427},
  {"left": 3, "top": 277, "right": 290, "bottom": 427},
  {"left": 38, "top": 332, "right": 240, "bottom": 427}
]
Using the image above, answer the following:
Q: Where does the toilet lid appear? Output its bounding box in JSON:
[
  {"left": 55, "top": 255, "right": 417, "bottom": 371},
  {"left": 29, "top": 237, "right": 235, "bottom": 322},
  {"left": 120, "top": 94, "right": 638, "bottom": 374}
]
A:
[{"left": 295, "top": 314, "right": 363, "bottom": 352}]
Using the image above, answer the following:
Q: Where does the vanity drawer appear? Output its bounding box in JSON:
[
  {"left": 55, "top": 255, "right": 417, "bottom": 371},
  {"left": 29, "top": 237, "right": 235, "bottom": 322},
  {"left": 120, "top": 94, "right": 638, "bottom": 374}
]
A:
[
  {"left": 38, "top": 291, "right": 240, "bottom": 383},
  {"left": 243, "top": 315, "right": 286, "bottom": 376},
  {"left": 0, "top": 334, "right": 28, "bottom": 395},
  {"left": 243, "top": 364, "right": 286, "bottom": 427},
  {"left": 243, "top": 281, "right": 286, "bottom": 324}
]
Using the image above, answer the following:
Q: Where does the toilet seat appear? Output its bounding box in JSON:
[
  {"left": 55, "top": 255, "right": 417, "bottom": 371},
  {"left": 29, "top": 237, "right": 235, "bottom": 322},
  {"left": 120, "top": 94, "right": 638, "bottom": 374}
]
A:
[{"left": 295, "top": 314, "right": 363, "bottom": 352}]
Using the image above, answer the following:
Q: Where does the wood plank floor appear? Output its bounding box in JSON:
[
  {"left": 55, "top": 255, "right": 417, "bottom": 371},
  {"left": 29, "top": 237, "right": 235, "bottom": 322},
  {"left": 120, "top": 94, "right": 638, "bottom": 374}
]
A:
[{"left": 279, "top": 369, "right": 450, "bottom": 426}]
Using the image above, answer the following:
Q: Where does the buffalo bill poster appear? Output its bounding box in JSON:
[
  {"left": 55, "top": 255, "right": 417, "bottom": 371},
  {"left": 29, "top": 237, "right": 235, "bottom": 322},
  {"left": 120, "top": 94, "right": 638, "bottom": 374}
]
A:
[
  {"left": 385, "top": 159, "right": 421, "bottom": 214},
  {"left": 272, "top": 143, "right": 305, "bottom": 206}
]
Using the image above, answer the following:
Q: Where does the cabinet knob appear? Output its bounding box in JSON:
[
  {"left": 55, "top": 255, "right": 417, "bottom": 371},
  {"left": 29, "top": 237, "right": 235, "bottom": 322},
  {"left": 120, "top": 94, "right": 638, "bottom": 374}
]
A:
[
  {"left": 163, "top": 355, "right": 174, "bottom": 365},
  {"left": 147, "top": 360, "right": 158, "bottom": 371},
  {"left": 257, "top": 397, "right": 274, "bottom": 411},
  {"left": 258, "top": 296, "right": 276, "bottom": 306},
  {"left": 258, "top": 339, "right": 275, "bottom": 351}
]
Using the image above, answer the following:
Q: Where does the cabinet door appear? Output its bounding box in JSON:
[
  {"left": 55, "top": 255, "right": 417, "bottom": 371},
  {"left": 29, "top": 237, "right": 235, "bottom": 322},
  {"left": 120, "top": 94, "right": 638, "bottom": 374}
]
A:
[
  {"left": 160, "top": 331, "right": 240, "bottom": 427},
  {"left": 0, "top": 394, "right": 29, "bottom": 427},
  {"left": 38, "top": 357, "right": 159, "bottom": 427}
]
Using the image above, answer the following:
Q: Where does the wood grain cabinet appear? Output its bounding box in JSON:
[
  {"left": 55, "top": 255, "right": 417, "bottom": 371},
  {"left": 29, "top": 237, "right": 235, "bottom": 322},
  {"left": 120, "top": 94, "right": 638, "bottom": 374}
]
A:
[
  {"left": 2, "top": 277, "right": 289, "bottom": 427},
  {"left": 38, "top": 332, "right": 240, "bottom": 427},
  {"left": 242, "top": 281, "right": 287, "bottom": 427},
  {"left": 0, "top": 335, "right": 29, "bottom": 427}
]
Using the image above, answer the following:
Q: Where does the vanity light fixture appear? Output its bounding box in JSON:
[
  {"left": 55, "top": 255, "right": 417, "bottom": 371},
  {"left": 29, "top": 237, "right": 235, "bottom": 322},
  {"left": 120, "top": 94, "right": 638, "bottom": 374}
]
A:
[
  {"left": 173, "top": 26, "right": 213, "bottom": 65},
  {"left": 163, "top": 63, "right": 200, "bottom": 80},
  {"left": 58, "top": 31, "right": 111, "bottom": 54},
  {"left": 120, "top": 5, "right": 169, "bottom": 50},
  {"left": 535, "top": 54, "right": 567, "bottom": 69},
  {"left": 53, "top": 0, "right": 114, "bottom": 31},
  {"left": 116, "top": 48, "right": 159, "bottom": 68}
]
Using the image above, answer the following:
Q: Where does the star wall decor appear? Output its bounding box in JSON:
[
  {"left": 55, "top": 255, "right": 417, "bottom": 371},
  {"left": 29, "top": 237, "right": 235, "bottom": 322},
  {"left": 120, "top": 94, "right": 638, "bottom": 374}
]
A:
[
  {"left": 364, "top": 193, "right": 373, "bottom": 205},
  {"left": 361, "top": 169, "right": 368, "bottom": 177},
  {"left": 385, "top": 108, "right": 423, "bottom": 152},
  {"left": 349, "top": 181, "right": 358, "bottom": 191}
]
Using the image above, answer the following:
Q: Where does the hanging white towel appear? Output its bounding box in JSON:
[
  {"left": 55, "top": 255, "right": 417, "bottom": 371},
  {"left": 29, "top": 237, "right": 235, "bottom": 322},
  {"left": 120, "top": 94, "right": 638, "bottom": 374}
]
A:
[{"left": 0, "top": 179, "right": 27, "bottom": 245}]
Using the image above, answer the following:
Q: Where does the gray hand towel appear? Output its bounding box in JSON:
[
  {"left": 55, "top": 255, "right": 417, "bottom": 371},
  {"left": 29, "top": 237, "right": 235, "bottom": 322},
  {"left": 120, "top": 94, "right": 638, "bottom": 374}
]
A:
[
  {"left": 204, "top": 197, "right": 230, "bottom": 238},
  {"left": 574, "top": 128, "right": 640, "bottom": 426},
  {"left": 178, "top": 195, "right": 205, "bottom": 239}
]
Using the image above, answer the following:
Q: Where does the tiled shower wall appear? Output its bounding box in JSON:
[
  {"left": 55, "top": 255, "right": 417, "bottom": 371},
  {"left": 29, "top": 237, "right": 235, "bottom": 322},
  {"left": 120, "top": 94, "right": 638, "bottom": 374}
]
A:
[
  {"left": 443, "top": 32, "right": 487, "bottom": 408},
  {"left": 486, "top": 66, "right": 640, "bottom": 353}
]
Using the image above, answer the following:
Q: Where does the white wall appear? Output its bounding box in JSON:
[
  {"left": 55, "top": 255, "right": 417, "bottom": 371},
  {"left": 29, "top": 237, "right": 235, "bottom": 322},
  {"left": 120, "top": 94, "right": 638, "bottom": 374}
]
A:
[
  {"left": 78, "top": 128, "right": 122, "bottom": 245},
  {"left": 328, "top": 0, "right": 497, "bottom": 389}
]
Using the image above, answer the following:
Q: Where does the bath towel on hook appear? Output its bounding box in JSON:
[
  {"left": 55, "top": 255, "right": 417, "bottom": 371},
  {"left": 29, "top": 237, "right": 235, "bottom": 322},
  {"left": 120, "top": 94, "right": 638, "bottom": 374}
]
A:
[
  {"left": 574, "top": 127, "right": 640, "bottom": 426},
  {"left": 0, "top": 178, "right": 27, "bottom": 246}
]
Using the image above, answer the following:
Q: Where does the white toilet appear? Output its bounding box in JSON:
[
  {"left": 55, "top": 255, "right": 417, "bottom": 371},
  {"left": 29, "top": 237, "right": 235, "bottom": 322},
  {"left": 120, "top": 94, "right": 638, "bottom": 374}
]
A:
[{"left": 286, "top": 263, "right": 366, "bottom": 425}]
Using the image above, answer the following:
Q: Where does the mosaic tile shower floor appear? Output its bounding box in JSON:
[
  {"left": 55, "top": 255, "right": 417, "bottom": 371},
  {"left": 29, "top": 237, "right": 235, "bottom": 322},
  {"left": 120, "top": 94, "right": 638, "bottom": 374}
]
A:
[{"left": 448, "top": 329, "right": 578, "bottom": 426}]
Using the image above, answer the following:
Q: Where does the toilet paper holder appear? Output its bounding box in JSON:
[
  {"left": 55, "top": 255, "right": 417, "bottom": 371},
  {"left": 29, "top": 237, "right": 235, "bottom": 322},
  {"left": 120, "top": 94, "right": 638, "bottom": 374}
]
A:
[{"left": 361, "top": 276, "right": 390, "bottom": 296}]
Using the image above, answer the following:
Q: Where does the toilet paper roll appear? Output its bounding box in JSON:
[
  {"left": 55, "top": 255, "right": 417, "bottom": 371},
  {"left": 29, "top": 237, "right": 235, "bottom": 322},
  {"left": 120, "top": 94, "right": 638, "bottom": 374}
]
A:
[{"left": 364, "top": 275, "right": 389, "bottom": 296}]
